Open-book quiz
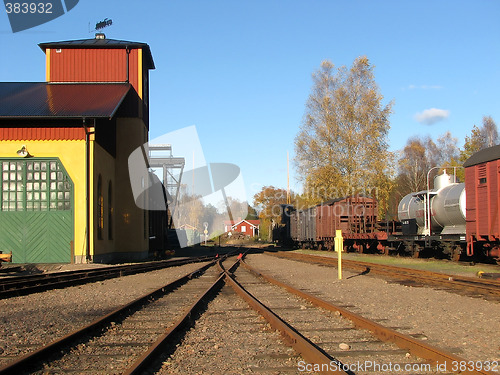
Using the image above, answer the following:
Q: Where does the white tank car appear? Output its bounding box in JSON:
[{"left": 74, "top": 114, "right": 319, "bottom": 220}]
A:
[{"left": 398, "top": 171, "right": 466, "bottom": 235}]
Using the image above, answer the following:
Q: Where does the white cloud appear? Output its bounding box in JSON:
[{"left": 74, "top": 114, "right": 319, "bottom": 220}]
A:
[{"left": 414, "top": 108, "right": 450, "bottom": 125}]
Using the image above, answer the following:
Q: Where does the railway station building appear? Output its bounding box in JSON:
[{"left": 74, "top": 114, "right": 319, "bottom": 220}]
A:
[{"left": 0, "top": 34, "right": 155, "bottom": 263}]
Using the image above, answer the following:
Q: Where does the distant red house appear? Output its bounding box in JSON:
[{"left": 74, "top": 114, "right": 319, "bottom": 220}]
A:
[{"left": 224, "top": 219, "right": 260, "bottom": 237}]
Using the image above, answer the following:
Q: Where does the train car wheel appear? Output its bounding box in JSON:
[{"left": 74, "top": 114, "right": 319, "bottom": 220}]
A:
[
  {"left": 356, "top": 242, "right": 364, "bottom": 254},
  {"left": 452, "top": 246, "right": 462, "bottom": 262},
  {"left": 381, "top": 243, "right": 389, "bottom": 255}
]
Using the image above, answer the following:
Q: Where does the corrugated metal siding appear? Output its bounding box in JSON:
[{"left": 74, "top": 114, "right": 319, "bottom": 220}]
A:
[
  {"left": 49, "top": 48, "right": 141, "bottom": 98},
  {"left": 290, "top": 210, "right": 298, "bottom": 241},
  {"left": 39, "top": 39, "right": 155, "bottom": 70},
  {"left": 295, "top": 208, "right": 316, "bottom": 242},
  {"left": 0, "top": 127, "right": 85, "bottom": 140}
]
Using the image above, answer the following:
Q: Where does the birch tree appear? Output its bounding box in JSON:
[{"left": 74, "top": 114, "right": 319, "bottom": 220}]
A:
[
  {"left": 397, "top": 133, "right": 460, "bottom": 193},
  {"left": 294, "top": 57, "right": 393, "bottom": 212}
]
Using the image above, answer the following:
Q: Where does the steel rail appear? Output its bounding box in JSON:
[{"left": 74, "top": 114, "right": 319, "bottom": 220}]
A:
[
  {"left": 270, "top": 251, "right": 500, "bottom": 297},
  {"left": 0, "top": 255, "right": 216, "bottom": 299},
  {"left": 0, "top": 260, "right": 217, "bottom": 375},
  {"left": 241, "top": 258, "right": 497, "bottom": 375},
  {"left": 123, "top": 263, "right": 229, "bottom": 375},
  {"left": 122, "top": 255, "right": 243, "bottom": 374},
  {"left": 0, "top": 256, "right": 211, "bottom": 286},
  {"left": 220, "top": 258, "right": 351, "bottom": 375}
]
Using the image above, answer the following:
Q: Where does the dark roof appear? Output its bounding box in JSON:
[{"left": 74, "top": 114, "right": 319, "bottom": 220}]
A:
[
  {"left": 0, "top": 82, "right": 130, "bottom": 119},
  {"left": 38, "top": 38, "right": 155, "bottom": 70},
  {"left": 463, "top": 144, "right": 500, "bottom": 168}
]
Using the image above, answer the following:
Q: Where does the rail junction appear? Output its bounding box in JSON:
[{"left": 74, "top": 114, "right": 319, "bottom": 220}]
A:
[{"left": 0, "top": 249, "right": 498, "bottom": 374}]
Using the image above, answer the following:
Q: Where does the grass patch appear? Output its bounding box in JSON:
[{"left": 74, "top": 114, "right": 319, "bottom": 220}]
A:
[{"left": 288, "top": 249, "right": 500, "bottom": 277}]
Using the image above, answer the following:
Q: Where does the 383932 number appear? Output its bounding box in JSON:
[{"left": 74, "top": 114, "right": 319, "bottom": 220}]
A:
[
  {"left": 451, "top": 361, "right": 498, "bottom": 372},
  {"left": 5, "top": 2, "right": 53, "bottom": 14}
]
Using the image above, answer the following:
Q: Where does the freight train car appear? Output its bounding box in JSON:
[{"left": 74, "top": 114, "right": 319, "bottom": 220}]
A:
[
  {"left": 290, "top": 206, "right": 316, "bottom": 245},
  {"left": 316, "top": 196, "right": 382, "bottom": 251},
  {"left": 289, "top": 196, "right": 384, "bottom": 251},
  {"left": 464, "top": 145, "right": 500, "bottom": 260},
  {"left": 277, "top": 145, "right": 500, "bottom": 263}
]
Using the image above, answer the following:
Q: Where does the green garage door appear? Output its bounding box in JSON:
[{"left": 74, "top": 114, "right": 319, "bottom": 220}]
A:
[{"left": 0, "top": 159, "right": 74, "bottom": 263}]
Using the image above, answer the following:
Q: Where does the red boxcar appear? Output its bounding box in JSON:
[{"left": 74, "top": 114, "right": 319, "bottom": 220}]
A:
[
  {"left": 464, "top": 145, "right": 500, "bottom": 259},
  {"left": 316, "top": 196, "right": 380, "bottom": 251}
]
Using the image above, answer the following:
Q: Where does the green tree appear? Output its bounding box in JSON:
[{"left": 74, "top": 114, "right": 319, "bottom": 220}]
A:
[
  {"left": 459, "top": 116, "right": 499, "bottom": 164},
  {"left": 245, "top": 205, "right": 259, "bottom": 220},
  {"left": 253, "top": 186, "right": 290, "bottom": 224},
  {"left": 253, "top": 186, "right": 295, "bottom": 241},
  {"left": 294, "top": 57, "right": 393, "bottom": 213},
  {"left": 460, "top": 125, "right": 485, "bottom": 165}
]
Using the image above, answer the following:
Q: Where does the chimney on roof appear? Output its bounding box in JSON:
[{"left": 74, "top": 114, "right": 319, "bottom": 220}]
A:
[{"left": 95, "top": 33, "right": 106, "bottom": 40}]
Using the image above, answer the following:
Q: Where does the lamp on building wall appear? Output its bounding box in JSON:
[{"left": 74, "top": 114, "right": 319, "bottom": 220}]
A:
[{"left": 16, "top": 145, "right": 32, "bottom": 158}]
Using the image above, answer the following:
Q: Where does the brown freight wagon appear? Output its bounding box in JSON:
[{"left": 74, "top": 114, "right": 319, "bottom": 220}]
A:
[
  {"left": 316, "top": 196, "right": 379, "bottom": 251},
  {"left": 464, "top": 145, "right": 500, "bottom": 260}
]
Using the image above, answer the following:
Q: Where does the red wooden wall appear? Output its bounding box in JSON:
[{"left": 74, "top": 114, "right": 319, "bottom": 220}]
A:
[
  {"left": 47, "top": 48, "right": 142, "bottom": 99},
  {"left": 466, "top": 160, "right": 500, "bottom": 241}
]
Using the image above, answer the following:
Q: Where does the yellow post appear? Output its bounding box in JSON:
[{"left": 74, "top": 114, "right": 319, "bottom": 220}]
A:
[{"left": 335, "top": 230, "right": 343, "bottom": 280}]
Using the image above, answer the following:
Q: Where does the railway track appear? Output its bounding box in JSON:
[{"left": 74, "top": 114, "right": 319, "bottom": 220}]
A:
[
  {"left": 0, "top": 256, "right": 215, "bottom": 299},
  {"left": 1, "top": 252, "right": 496, "bottom": 374},
  {"left": 268, "top": 251, "right": 500, "bottom": 300},
  {"left": 224, "top": 256, "right": 496, "bottom": 375},
  {"left": 0, "top": 258, "right": 226, "bottom": 374}
]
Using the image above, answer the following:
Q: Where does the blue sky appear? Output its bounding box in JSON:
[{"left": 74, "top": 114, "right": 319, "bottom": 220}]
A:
[{"left": 1, "top": 0, "right": 499, "bottom": 205}]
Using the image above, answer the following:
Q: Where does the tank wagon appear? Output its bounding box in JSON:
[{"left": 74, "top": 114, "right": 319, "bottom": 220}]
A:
[
  {"left": 394, "top": 144, "right": 500, "bottom": 262},
  {"left": 396, "top": 170, "right": 466, "bottom": 259}
]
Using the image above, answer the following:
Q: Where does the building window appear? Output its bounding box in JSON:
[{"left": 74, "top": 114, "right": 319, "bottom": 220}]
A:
[
  {"left": 479, "top": 177, "right": 487, "bottom": 185},
  {"left": 1, "top": 161, "right": 23, "bottom": 211},
  {"left": 97, "top": 175, "right": 103, "bottom": 240},
  {"left": 108, "top": 181, "right": 113, "bottom": 240},
  {"left": 241, "top": 225, "right": 246, "bottom": 233},
  {"left": 1, "top": 160, "right": 71, "bottom": 212}
]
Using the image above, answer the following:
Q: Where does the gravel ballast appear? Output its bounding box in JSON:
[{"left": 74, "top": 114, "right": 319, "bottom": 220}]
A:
[
  {"left": 0, "top": 261, "right": 211, "bottom": 363},
  {"left": 1, "top": 254, "right": 499, "bottom": 373},
  {"left": 159, "top": 285, "right": 301, "bottom": 375},
  {"left": 246, "top": 253, "right": 500, "bottom": 363}
]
